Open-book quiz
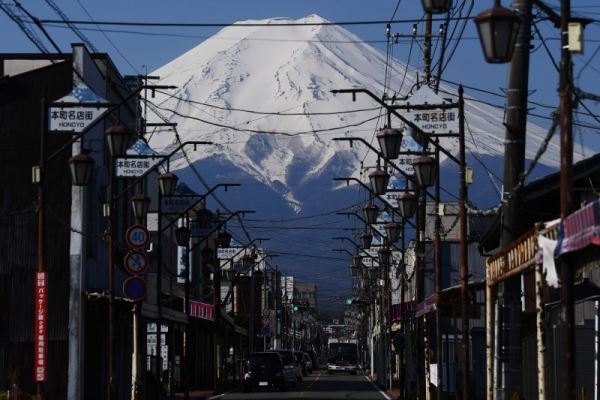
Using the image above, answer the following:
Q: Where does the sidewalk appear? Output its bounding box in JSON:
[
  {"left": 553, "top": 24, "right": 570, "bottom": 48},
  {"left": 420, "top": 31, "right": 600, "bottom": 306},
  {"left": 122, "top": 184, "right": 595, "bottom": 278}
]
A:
[{"left": 164, "top": 390, "right": 216, "bottom": 399}]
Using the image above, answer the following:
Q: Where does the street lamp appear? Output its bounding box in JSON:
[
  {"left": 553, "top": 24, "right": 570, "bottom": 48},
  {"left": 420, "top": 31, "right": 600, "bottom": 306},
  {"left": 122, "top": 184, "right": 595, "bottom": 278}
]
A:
[
  {"left": 474, "top": 0, "right": 521, "bottom": 63},
  {"left": 361, "top": 231, "right": 373, "bottom": 249},
  {"left": 67, "top": 152, "right": 94, "bottom": 186},
  {"left": 158, "top": 172, "right": 178, "bottom": 197},
  {"left": 105, "top": 125, "right": 132, "bottom": 157},
  {"left": 130, "top": 194, "right": 151, "bottom": 220},
  {"left": 175, "top": 226, "right": 191, "bottom": 247},
  {"left": 421, "top": 0, "right": 453, "bottom": 14},
  {"left": 363, "top": 202, "right": 379, "bottom": 225},
  {"left": 377, "top": 127, "right": 403, "bottom": 160},
  {"left": 217, "top": 230, "right": 233, "bottom": 248},
  {"left": 397, "top": 193, "right": 418, "bottom": 219},
  {"left": 352, "top": 255, "right": 364, "bottom": 270},
  {"left": 378, "top": 247, "right": 392, "bottom": 268},
  {"left": 196, "top": 207, "right": 214, "bottom": 229},
  {"left": 368, "top": 168, "right": 390, "bottom": 195},
  {"left": 412, "top": 155, "right": 436, "bottom": 188},
  {"left": 384, "top": 222, "right": 402, "bottom": 243}
]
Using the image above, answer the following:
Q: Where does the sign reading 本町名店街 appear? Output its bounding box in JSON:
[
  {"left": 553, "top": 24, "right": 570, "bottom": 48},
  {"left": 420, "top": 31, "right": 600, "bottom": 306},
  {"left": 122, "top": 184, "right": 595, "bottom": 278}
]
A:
[
  {"left": 48, "top": 82, "right": 111, "bottom": 133},
  {"left": 114, "top": 157, "right": 163, "bottom": 177},
  {"left": 403, "top": 85, "right": 459, "bottom": 134}
]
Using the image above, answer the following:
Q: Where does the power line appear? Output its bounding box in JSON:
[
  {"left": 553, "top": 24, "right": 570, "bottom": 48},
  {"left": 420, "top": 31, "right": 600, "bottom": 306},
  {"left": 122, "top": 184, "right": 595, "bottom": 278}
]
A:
[
  {"left": 149, "top": 101, "right": 382, "bottom": 137},
  {"left": 154, "top": 89, "right": 380, "bottom": 116},
  {"left": 37, "top": 16, "right": 476, "bottom": 28}
]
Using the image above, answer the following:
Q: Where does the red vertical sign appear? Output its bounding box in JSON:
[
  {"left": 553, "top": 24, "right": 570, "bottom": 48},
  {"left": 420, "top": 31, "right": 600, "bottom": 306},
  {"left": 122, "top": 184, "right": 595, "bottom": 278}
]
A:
[{"left": 34, "top": 272, "right": 47, "bottom": 382}]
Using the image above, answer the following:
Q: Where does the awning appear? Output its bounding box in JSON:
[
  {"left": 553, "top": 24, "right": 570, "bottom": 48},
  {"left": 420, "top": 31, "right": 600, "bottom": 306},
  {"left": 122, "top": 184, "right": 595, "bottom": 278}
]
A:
[
  {"left": 415, "top": 280, "right": 485, "bottom": 318},
  {"left": 557, "top": 199, "right": 600, "bottom": 256}
]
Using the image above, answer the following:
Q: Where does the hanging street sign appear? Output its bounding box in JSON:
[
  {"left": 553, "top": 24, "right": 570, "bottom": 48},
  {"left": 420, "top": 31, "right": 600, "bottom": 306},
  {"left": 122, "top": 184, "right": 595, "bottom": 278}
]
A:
[
  {"left": 190, "top": 220, "right": 212, "bottom": 238},
  {"left": 33, "top": 272, "right": 48, "bottom": 382},
  {"left": 378, "top": 189, "right": 403, "bottom": 210},
  {"left": 161, "top": 195, "right": 203, "bottom": 215},
  {"left": 48, "top": 82, "right": 111, "bottom": 133},
  {"left": 123, "top": 276, "right": 147, "bottom": 302},
  {"left": 115, "top": 157, "right": 163, "bottom": 178},
  {"left": 126, "top": 225, "right": 150, "bottom": 249},
  {"left": 217, "top": 246, "right": 250, "bottom": 260},
  {"left": 403, "top": 85, "right": 459, "bottom": 134},
  {"left": 123, "top": 250, "right": 150, "bottom": 275}
]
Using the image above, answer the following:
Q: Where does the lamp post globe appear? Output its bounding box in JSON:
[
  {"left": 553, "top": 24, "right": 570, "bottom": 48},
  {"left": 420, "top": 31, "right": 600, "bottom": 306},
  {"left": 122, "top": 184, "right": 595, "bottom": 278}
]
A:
[
  {"left": 412, "top": 155, "right": 436, "bottom": 187},
  {"left": 474, "top": 1, "right": 521, "bottom": 63},
  {"left": 105, "top": 125, "right": 132, "bottom": 158},
  {"left": 397, "top": 192, "right": 418, "bottom": 219},
  {"left": 377, "top": 127, "right": 403, "bottom": 160},
  {"left": 368, "top": 168, "right": 390, "bottom": 195},
  {"left": 67, "top": 152, "right": 94, "bottom": 186},
  {"left": 158, "top": 172, "right": 178, "bottom": 197},
  {"left": 175, "top": 226, "right": 191, "bottom": 247},
  {"left": 195, "top": 208, "right": 213, "bottom": 229},
  {"left": 384, "top": 222, "right": 402, "bottom": 243},
  {"left": 368, "top": 267, "right": 378, "bottom": 281},
  {"left": 217, "top": 230, "right": 232, "bottom": 248},
  {"left": 422, "top": 0, "right": 453, "bottom": 13},
  {"left": 352, "top": 255, "right": 364, "bottom": 270},
  {"left": 378, "top": 247, "right": 392, "bottom": 268},
  {"left": 361, "top": 231, "right": 373, "bottom": 249},
  {"left": 131, "top": 194, "right": 151, "bottom": 220},
  {"left": 363, "top": 202, "right": 379, "bottom": 225},
  {"left": 241, "top": 254, "right": 252, "bottom": 270}
]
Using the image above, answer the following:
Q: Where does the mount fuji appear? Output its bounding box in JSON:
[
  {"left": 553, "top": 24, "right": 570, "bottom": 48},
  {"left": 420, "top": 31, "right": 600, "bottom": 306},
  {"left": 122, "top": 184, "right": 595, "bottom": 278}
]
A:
[{"left": 145, "top": 15, "right": 574, "bottom": 293}]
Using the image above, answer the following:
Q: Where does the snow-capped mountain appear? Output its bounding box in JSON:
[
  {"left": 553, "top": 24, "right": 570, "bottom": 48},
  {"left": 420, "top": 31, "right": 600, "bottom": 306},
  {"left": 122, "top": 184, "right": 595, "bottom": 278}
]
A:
[{"left": 148, "top": 14, "right": 565, "bottom": 212}]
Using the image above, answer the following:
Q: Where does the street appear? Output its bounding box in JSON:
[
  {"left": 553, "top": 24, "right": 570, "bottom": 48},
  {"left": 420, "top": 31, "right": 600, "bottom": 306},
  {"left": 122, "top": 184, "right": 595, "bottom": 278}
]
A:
[{"left": 216, "top": 371, "right": 390, "bottom": 400}]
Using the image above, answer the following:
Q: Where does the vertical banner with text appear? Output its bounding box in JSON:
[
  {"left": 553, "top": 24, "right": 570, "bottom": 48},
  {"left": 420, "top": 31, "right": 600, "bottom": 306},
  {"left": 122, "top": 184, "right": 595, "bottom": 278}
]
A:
[{"left": 34, "top": 272, "right": 47, "bottom": 382}]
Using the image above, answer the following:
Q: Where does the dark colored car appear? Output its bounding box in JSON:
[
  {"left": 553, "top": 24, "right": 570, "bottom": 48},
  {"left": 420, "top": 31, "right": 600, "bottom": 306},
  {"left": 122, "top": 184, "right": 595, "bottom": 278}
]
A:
[
  {"left": 243, "top": 352, "right": 286, "bottom": 392},
  {"left": 274, "top": 349, "right": 302, "bottom": 384}
]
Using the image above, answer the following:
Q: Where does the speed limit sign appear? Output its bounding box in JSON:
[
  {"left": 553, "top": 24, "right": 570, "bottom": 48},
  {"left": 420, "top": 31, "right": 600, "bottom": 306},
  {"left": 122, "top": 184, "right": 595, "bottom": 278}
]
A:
[{"left": 126, "top": 225, "right": 150, "bottom": 248}]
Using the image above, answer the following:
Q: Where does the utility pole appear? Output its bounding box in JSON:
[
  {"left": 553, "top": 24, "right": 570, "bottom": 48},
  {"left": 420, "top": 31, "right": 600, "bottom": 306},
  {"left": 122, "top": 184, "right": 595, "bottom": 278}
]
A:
[
  {"left": 496, "top": 1, "right": 532, "bottom": 399},
  {"left": 558, "top": 0, "right": 574, "bottom": 397},
  {"left": 433, "top": 140, "right": 443, "bottom": 400},
  {"left": 419, "top": 12, "right": 433, "bottom": 400}
]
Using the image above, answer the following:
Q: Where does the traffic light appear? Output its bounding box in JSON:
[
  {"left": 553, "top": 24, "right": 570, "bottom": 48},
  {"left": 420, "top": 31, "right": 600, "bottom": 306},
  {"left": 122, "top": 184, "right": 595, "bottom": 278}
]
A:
[
  {"left": 346, "top": 299, "right": 353, "bottom": 305},
  {"left": 292, "top": 305, "right": 299, "bottom": 312}
]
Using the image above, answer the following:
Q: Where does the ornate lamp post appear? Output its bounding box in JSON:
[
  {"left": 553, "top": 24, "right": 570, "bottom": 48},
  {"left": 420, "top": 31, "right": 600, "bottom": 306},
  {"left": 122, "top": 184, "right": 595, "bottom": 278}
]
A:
[
  {"left": 67, "top": 152, "right": 95, "bottom": 186},
  {"left": 363, "top": 202, "right": 379, "bottom": 225},
  {"left": 130, "top": 194, "right": 151, "bottom": 221},
  {"left": 397, "top": 193, "right": 418, "bottom": 219},
  {"left": 474, "top": 0, "right": 521, "bottom": 63},
  {"left": 158, "top": 172, "right": 178, "bottom": 197},
  {"left": 421, "top": 0, "right": 453, "bottom": 13},
  {"left": 361, "top": 231, "right": 374, "bottom": 249},
  {"left": 377, "top": 127, "right": 403, "bottom": 160},
  {"left": 368, "top": 167, "right": 390, "bottom": 195},
  {"left": 384, "top": 222, "right": 402, "bottom": 243},
  {"left": 412, "top": 156, "right": 436, "bottom": 188}
]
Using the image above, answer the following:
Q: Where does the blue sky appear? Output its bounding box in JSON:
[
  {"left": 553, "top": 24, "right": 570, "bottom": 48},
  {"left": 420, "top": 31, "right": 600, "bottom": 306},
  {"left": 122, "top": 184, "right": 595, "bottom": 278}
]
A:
[
  {"left": 2, "top": 0, "right": 598, "bottom": 153},
  {"left": 2, "top": 1, "right": 599, "bottom": 311}
]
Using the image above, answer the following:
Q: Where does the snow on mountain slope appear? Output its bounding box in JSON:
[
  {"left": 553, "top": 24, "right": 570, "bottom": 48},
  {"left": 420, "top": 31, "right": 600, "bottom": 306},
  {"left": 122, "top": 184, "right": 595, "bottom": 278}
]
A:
[{"left": 148, "top": 14, "right": 568, "bottom": 211}]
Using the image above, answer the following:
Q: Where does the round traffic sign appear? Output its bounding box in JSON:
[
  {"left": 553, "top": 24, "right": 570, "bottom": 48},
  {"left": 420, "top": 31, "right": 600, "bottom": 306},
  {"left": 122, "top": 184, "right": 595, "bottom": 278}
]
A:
[
  {"left": 124, "top": 250, "right": 149, "bottom": 275},
  {"left": 262, "top": 309, "right": 270, "bottom": 317},
  {"left": 126, "top": 225, "right": 150, "bottom": 248},
  {"left": 262, "top": 318, "right": 270, "bottom": 326},
  {"left": 123, "top": 276, "right": 146, "bottom": 302}
]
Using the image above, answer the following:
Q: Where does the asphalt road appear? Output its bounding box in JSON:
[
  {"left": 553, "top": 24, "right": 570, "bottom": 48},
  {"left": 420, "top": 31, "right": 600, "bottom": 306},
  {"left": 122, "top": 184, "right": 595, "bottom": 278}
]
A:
[{"left": 214, "top": 370, "right": 391, "bottom": 400}]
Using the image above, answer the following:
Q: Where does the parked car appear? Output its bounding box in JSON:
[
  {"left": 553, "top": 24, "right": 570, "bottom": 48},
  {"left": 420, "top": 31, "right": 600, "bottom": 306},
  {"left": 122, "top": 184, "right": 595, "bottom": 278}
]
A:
[
  {"left": 303, "top": 352, "right": 313, "bottom": 373},
  {"left": 294, "top": 350, "right": 308, "bottom": 376},
  {"left": 274, "top": 349, "right": 302, "bottom": 385},
  {"left": 243, "top": 352, "right": 286, "bottom": 392}
]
